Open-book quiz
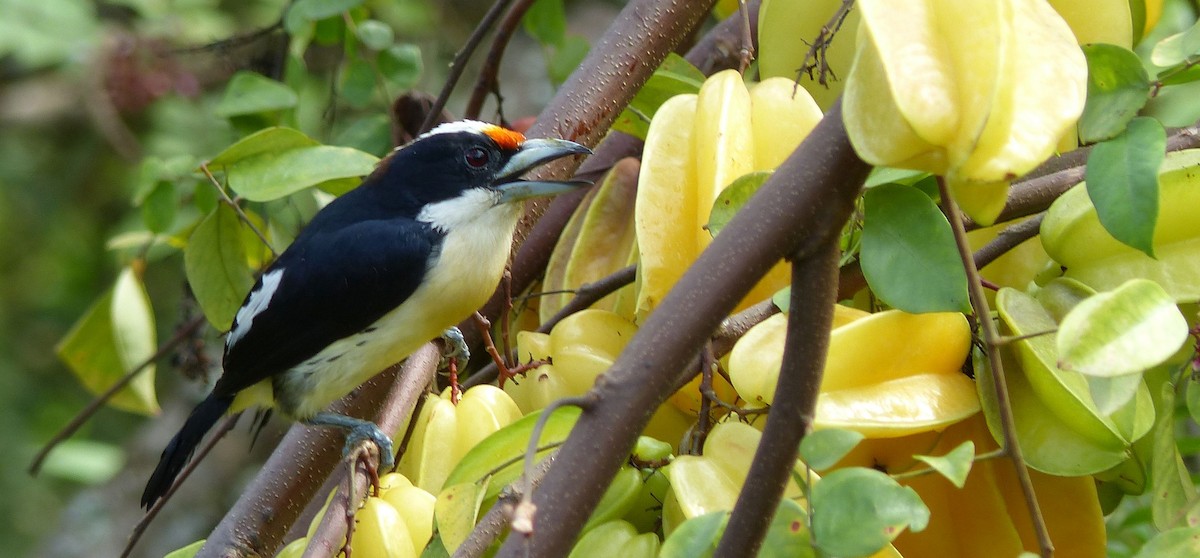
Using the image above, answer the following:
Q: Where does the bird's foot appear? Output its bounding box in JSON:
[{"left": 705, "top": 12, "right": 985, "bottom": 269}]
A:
[
  {"left": 307, "top": 412, "right": 395, "bottom": 471},
  {"left": 439, "top": 326, "right": 470, "bottom": 370}
]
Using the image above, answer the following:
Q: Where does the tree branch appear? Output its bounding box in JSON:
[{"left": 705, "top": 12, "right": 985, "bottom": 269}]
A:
[
  {"left": 195, "top": 345, "right": 438, "bottom": 558},
  {"left": 464, "top": 0, "right": 538, "bottom": 120},
  {"left": 716, "top": 238, "right": 840, "bottom": 557},
  {"left": 495, "top": 100, "right": 870, "bottom": 557}
]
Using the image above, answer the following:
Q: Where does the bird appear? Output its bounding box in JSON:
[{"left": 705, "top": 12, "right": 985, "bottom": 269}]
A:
[{"left": 141, "top": 120, "right": 591, "bottom": 509}]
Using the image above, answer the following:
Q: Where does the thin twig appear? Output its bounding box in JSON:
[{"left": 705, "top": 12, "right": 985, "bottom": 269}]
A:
[
  {"left": 30, "top": 315, "right": 207, "bottom": 476},
  {"left": 736, "top": 0, "right": 755, "bottom": 73},
  {"left": 420, "top": 0, "right": 515, "bottom": 134},
  {"left": 795, "top": 0, "right": 855, "bottom": 88},
  {"left": 463, "top": 265, "right": 636, "bottom": 389},
  {"left": 691, "top": 343, "right": 718, "bottom": 455},
  {"left": 465, "top": 0, "right": 538, "bottom": 120},
  {"left": 121, "top": 414, "right": 241, "bottom": 558},
  {"left": 712, "top": 299, "right": 779, "bottom": 357},
  {"left": 199, "top": 163, "right": 278, "bottom": 258},
  {"left": 972, "top": 214, "right": 1045, "bottom": 270},
  {"left": 938, "top": 177, "right": 1052, "bottom": 557}
]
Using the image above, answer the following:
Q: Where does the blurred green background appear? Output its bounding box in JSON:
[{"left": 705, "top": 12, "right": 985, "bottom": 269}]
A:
[{"left": 0, "top": 0, "right": 613, "bottom": 555}]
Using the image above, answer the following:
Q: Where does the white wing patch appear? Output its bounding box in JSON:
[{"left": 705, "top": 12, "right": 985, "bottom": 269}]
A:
[{"left": 228, "top": 268, "right": 284, "bottom": 347}]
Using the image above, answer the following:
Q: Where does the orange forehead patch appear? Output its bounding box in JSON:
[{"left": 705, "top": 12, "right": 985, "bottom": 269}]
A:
[{"left": 481, "top": 125, "right": 525, "bottom": 150}]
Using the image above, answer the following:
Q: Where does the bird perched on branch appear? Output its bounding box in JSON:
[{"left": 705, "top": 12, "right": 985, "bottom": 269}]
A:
[{"left": 142, "top": 121, "right": 591, "bottom": 508}]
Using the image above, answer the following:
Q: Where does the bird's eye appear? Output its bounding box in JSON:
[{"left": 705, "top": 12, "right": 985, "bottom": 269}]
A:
[{"left": 464, "top": 147, "right": 490, "bottom": 168}]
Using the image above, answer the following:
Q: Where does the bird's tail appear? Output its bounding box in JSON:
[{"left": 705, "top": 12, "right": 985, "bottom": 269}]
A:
[{"left": 141, "top": 393, "right": 233, "bottom": 509}]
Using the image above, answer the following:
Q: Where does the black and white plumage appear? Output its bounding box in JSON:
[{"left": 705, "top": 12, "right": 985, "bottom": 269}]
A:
[{"left": 141, "top": 121, "right": 590, "bottom": 508}]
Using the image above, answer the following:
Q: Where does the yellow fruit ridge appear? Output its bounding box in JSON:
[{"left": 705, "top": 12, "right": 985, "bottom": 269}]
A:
[
  {"left": 352, "top": 498, "right": 416, "bottom": 558},
  {"left": 634, "top": 94, "right": 698, "bottom": 319},
  {"left": 1047, "top": 0, "right": 1134, "bottom": 47},
  {"left": 693, "top": 70, "right": 754, "bottom": 255}
]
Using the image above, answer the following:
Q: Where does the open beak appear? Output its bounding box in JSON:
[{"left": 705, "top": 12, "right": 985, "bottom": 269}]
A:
[{"left": 494, "top": 138, "right": 593, "bottom": 203}]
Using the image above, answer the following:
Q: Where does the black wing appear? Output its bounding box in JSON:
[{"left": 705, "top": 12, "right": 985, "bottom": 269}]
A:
[{"left": 213, "top": 216, "right": 439, "bottom": 396}]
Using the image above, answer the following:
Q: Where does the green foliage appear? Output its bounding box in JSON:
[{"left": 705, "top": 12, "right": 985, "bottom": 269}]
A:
[
  {"left": 206, "top": 127, "right": 379, "bottom": 202},
  {"left": 705, "top": 171, "right": 772, "bottom": 238},
  {"left": 810, "top": 467, "right": 929, "bottom": 558},
  {"left": 1079, "top": 44, "right": 1151, "bottom": 143},
  {"left": 1085, "top": 117, "right": 1165, "bottom": 258},
  {"left": 56, "top": 267, "right": 159, "bottom": 415},
  {"left": 912, "top": 441, "right": 974, "bottom": 489},
  {"left": 612, "top": 54, "right": 706, "bottom": 139},
  {"left": 860, "top": 184, "right": 970, "bottom": 314},
  {"left": 798, "top": 428, "right": 864, "bottom": 471},
  {"left": 660, "top": 511, "right": 726, "bottom": 557},
  {"left": 185, "top": 204, "right": 255, "bottom": 331}
]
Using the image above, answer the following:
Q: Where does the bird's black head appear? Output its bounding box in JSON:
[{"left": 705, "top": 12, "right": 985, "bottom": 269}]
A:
[{"left": 367, "top": 120, "right": 591, "bottom": 210}]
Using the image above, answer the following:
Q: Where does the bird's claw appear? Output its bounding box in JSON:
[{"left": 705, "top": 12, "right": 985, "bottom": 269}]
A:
[
  {"left": 344, "top": 422, "right": 395, "bottom": 471},
  {"left": 439, "top": 326, "right": 470, "bottom": 370}
]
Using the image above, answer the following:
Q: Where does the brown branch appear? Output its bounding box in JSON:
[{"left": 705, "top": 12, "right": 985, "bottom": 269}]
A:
[
  {"left": 30, "top": 314, "right": 206, "bottom": 476},
  {"left": 195, "top": 345, "right": 438, "bottom": 558},
  {"left": 464, "top": 0, "right": 538, "bottom": 120},
  {"left": 712, "top": 299, "right": 779, "bottom": 357},
  {"left": 973, "top": 214, "right": 1045, "bottom": 270},
  {"left": 715, "top": 238, "right": 840, "bottom": 557},
  {"left": 495, "top": 101, "right": 870, "bottom": 557},
  {"left": 419, "top": 0, "right": 516, "bottom": 134},
  {"left": 939, "top": 178, "right": 1052, "bottom": 557},
  {"left": 452, "top": 454, "right": 557, "bottom": 558}
]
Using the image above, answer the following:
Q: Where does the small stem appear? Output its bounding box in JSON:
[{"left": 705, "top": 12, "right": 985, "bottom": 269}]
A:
[
  {"left": 736, "top": 0, "right": 755, "bottom": 73},
  {"left": 420, "top": 0, "right": 515, "bottom": 133},
  {"left": 30, "top": 315, "right": 206, "bottom": 476},
  {"left": 464, "top": 0, "right": 538, "bottom": 120},
  {"left": 972, "top": 214, "right": 1045, "bottom": 270},
  {"left": 938, "top": 177, "right": 1052, "bottom": 558},
  {"left": 996, "top": 329, "right": 1058, "bottom": 346},
  {"left": 121, "top": 414, "right": 240, "bottom": 558},
  {"left": 199, "top": 163, "right": 278, "bottom": 258}
]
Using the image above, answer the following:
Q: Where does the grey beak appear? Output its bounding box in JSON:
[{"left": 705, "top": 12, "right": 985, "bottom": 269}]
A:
[{"left": 494, "top": 138, "right": 592, "bottom": 203}]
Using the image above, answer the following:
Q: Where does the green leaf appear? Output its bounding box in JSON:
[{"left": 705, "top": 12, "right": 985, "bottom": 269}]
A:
[
  {"left": 1078, "top": 44, "right": 1151, "bottom": 143},
  {"left": 548, "top": 35, "right": 589, "bottom": 85},
  {"left": 1133, "top": 527, "right": 1200, "bottom": 558},
  {"left": 185, "top": 205, "right": 255, "bottom": 330},
  {"left": 340, "top": 57, "right": 377, "bottom": 108},
  {"left": 523, "top": 0, "right": 566, "bottom": 47},
  {"left": 206, "top": 128, "right": 379, "bottom": 202},
  {"left": 1145, "top": 369, "right": 1198, "bottom": 530},
  {"left": 761, "top": 499, "right": 815, "bottom": 558},
  {"left": 214, "top": 71, "right": 298, "bottom": 118},
  {"left": 1057, "top": 279, "right": 1189, "bottom": 376},
  {"left": 140, "top": 180, "right": 177, "bottom": 234},
  {"left": 864, "top": 167, "right": 929, "bottom": 188},
  {"left": 798, "top": 428, "right": 864, "bottom": 471},
  {"left": 1151, "top": 18, "right": 1200, "bottom": 68},
  {"left": 705, "top": 171, "right": 772, "bottom": 238},
  {"left": 1187, "top": 377, "right": 1200, "bottom": 427},
  {"left": 379, "top": 44, "right": 422, "bottom": 91},
  {"left": 434, "top": 480, "right": 488, "bottom": 554},
  {"left": 912, "top": 440, "right": 974, "bottom": 489},
  {"left": 164, "top": 540, "right": 206, "bottom": 558},
  {"left": 1085, "top": 117, "right": 1165, "bottom": 258},
  {"left": 443, "top": 406, "right": 580, "bottom": 500},
  {"left": 419, "top": 533, "right": 450, "bottom": 558},
  {"left": 37, "top": 439, "right": 126, "bottom": 485},
  {"left": 772, "top": 287, "right": 791, "bottom": 314},
  {"left": 334, "top": 114, "right": 393, "bottom": 156},
  {"left": 660, "top": 511, "right": 726, "bottom": 558},
  {"left": 810, "top": 467, "right": 929, "bottom": 558},
  {"left": 56, "top": 267, "right": 160, "bottom": 415},
  {"left": 860, "top": 184, "right": 970, "bottom": 314},
  {"left": 612, "top": 54, "right": 705, "bottom": 140},
  {"left": 290, "top": 0, "right": 364, "bottom": 22},
  {"left": 356, "top": 20, "right": 394, "bottom": 51}
]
